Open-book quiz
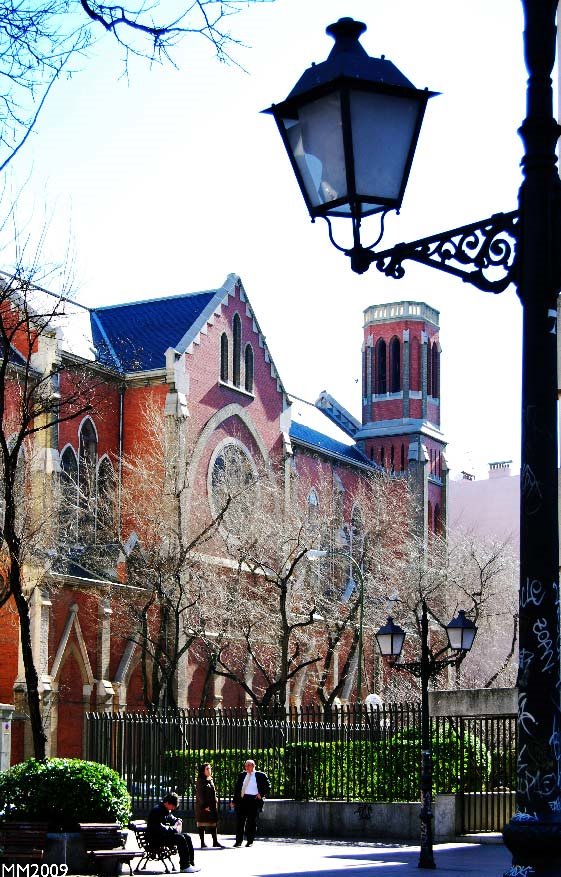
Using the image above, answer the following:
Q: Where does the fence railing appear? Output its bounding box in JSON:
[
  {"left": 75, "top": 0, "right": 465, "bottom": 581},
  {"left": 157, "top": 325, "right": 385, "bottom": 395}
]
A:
[{"left": 85, "top": 704, "right": 517, "bottom": 831}]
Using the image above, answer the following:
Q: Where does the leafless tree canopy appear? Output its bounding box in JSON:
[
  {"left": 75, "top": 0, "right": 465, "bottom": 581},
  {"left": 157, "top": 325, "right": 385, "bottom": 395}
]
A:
[{"left": 0, "top": 0, "right": 274, "bottom": 171}]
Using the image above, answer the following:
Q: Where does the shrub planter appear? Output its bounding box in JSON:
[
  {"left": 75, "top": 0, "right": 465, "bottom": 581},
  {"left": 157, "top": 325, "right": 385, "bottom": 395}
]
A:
[
  {"left": 43, "top": 833, "right": 88, "bottom": 873},
  {"left": 43, "top": 829, "right": 130, "bottom": 874}
]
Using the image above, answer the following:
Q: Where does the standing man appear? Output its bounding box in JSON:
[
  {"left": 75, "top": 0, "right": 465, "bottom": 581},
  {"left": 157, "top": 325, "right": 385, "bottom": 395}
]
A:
[
  {"left": 232, "top": 759, "right": 271, "bottom": 847},
  {"left": 146, "top": 792, "right": 200, "bottom": 873}
]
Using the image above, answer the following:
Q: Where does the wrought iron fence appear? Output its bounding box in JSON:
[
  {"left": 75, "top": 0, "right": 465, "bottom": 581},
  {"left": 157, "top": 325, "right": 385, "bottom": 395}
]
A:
[{"left": 85, "top": 704, "right": 517, "bottom": 832}]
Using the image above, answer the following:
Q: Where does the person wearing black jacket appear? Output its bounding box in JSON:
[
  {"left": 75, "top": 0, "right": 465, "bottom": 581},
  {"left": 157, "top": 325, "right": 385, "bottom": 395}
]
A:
[
  {"left": 146, "top": 792, "right": 199, "bottom": 873},
  {"left": 231, "top": 759, "right": 271, "bottom": 847}
]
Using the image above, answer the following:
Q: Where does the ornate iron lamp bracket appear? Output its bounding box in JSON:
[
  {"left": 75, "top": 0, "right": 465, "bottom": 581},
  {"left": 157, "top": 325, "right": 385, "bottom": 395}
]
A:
[
  {"left": 389, "top": 655, "right": 459, "bottom": 680},
  {"left": 349, "top": 210, "right": 519, "bottom": 292}
]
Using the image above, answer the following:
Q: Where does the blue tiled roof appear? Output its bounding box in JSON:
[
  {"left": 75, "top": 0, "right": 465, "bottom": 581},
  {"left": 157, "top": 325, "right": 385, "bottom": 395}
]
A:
[
  {"left": 289, "top": 422, "right": 373, "bottom": 467},
  {"left": 91, "top": 291, "right": 217, "bottom": 371}
]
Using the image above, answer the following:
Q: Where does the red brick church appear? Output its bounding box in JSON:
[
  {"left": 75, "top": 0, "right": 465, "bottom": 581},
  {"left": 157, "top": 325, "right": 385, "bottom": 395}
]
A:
[{"left": 0, "top": 273, "right": 445, "bottom": 761}]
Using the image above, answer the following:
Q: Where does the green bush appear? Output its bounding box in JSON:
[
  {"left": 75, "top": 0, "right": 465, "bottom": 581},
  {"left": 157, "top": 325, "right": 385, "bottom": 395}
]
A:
[
  {"left": 0, "top": 758, "right": 131, "bottom": 831},
  {"left": 379, "top": 725, "right": 492, "bottom": 796},
  {"left": 282, "top": 726, "right": 492, "bottom": 802}
]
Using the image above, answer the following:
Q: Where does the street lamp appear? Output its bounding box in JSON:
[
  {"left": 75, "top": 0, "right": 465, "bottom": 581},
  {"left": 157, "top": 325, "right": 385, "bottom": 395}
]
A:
[
  {"left": 263, "top": 17, "right": 435, "bottom": 275},
  {"left": 267, "top": 6, "right": 561, "bottom": 875},
  {"left": 375, "top": 602, "right": 478, "bottom": 870}
]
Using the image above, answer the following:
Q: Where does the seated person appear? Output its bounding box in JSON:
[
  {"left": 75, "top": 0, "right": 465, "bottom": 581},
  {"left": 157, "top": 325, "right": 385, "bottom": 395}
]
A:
[{"left": 147, "top": 792, "right": 199, "bottom": 873}]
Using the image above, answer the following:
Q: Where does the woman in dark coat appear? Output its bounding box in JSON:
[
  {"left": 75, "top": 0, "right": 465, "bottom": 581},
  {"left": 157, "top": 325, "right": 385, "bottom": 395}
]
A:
[{"left": 195, "top": 763, "right": 223, "bottom": 848}]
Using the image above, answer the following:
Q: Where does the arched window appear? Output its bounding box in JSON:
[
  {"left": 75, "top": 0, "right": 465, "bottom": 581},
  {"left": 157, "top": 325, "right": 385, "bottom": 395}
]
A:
[
  {"left": 401, "top": 443, "right": 405, "bottom": 471},
  {"left": 244, "top": 344, "right": 254, "bottom": 393},
  {"left": 232, "top": 314, "right": 242, "bottom": 387},
  {"left": 380, "top": 446, "right": 385, "bottom": 467},
  {"left": 427, "top": 500, "right": 433, "bottom": 534},
  {"left": 97, "top": 457, "right": 115, "bottom": 541},
  {"left": 79, "top": 419, "right": 97, "bottom": 539},
  {"left": 307, "top": 489, "right": 319, "bottom": 535},
  {"left": 375, "top": 339, "right": 387, "bottom": 394},
  {"left": 60, "top": 446, "right": 78, "bottom": 539},
  {"left": 389, "top": 337, "right": 400, "bottom": 392},
  {"left": 426, "top": 340, "right": 432, "bottom": 396},
  {"left": 220, "top": 333, "right": 229, "bottom": 382},
  {"left": 209, "top": 441, "right": 257, "bottom": 534},
  {"left": 390, "top": 445, "right": 395, "bottom": 472},
  {"left": 432, "top": 344, "right": 440, "bottom": 398},
  {"left": 410, "top": 337, "right": 420, "bottom": 392},
  {"left": 434, "top": 503, "right": 441, "bottom": 535}
]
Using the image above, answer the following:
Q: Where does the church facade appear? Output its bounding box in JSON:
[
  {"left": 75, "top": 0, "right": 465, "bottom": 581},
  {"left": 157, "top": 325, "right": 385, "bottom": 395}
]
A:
[{"left": 0, "top": 273, "right": 446, "bottom": 761}]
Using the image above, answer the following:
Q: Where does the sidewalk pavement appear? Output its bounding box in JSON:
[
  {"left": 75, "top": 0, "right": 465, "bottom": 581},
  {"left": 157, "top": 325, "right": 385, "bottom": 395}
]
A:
[{"left": 125, "top": 833, "right": 512, "bottom": 876}]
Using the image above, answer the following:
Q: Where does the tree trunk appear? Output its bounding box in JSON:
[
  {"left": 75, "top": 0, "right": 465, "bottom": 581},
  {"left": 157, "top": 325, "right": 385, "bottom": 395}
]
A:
[{"left": 11, "top": 562, "right": 46, "bottom": 759}]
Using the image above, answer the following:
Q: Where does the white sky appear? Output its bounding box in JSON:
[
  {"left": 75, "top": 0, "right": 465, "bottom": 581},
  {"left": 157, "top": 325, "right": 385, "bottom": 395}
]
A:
[{"left": 4, "top": 0, "right": 530, "bottom": 478}]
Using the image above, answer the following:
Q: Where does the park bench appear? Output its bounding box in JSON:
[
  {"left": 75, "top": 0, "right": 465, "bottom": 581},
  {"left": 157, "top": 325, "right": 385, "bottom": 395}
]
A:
[
  {"left": 128, "top": 820, "right": 177, "bottom": 874},
  {"left": 0, "top": 821, "right": 48, "bottom": 864},
  {"left": 79, "top": 822, "right": 141, "bottom": 875}
]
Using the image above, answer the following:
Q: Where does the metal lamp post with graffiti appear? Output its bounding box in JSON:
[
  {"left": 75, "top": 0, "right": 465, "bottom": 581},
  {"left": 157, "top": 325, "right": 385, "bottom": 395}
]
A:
[
  {"left": 266, "top": 3, "right": 561, "bottom": 873},
  {"left": 375, "top": 604, "right": 477, "bottom": 869}
]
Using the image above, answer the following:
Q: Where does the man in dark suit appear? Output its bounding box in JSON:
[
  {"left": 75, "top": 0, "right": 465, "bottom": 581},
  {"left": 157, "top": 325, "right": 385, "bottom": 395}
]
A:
[
  {"left": 232, "top": 759, "right": 271, "bottom": 847},
  {"left": 147, "top": 792, "right": 199, "bottom": 873}
]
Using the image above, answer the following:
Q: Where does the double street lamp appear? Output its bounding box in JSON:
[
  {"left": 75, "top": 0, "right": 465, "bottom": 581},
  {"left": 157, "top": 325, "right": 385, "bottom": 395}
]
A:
[
  {"left": 266, "top": 5, "right": 561, "bottom": 875},
  {"left": 375, "top": 605, "right": 477, "bottom": 869}
]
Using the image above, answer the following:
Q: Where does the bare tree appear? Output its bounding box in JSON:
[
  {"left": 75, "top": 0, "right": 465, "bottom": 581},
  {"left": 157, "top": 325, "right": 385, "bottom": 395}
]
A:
[
  {"left": 446, "top": 533, "right": 518, "bottom": 689},
  {"left": 311, "top": 472, "right": 410, "bottom": 708},
  {"left": 197, "top": 462, "right": 409, "bottom": 711},
  {"left": 110, "top": 401, "right": 256, "bottom": 709},
  {"left": 378, "top": 530, "right": 519, "bottom": 701},
  {"left": 0, "top": 0, "right": 274, "bottom": 172},
  {"left": 0, "top": 256, "right": 106, "bottom": 758}
]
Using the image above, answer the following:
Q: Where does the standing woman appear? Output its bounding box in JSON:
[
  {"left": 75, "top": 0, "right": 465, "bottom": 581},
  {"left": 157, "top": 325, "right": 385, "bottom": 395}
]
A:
[{"left": 195, "top": 763, "right": 223, "bottom": 848}]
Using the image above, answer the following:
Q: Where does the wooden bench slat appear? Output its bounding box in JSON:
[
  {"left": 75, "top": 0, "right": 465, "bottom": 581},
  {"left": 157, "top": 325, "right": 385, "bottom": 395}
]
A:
[
  {"left": 79, "top": 823, "right": 141, "bottom": 875},
  {"left": 0, "top": 823, "right": 47, "bottom": 863}
]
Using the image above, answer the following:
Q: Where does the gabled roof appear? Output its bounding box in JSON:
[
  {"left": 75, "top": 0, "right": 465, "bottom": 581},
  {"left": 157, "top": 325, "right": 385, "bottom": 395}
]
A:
[
  {"left": 288, "top": 395, "right": 377, "bottom": 471},
  {"left": 91, "top": 290, "right": 217, "bottom": 372},
  {"left": 289, "top": 421, "right": 374, "bottom": 468}
]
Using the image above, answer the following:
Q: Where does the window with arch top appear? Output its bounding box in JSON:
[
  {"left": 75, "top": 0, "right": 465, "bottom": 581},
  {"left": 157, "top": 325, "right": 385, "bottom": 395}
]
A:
[
  {"left": 232, "top": 314, "right": 242, "bottom": 387},
  {"left": 60, "top": 446, "right": 78, "bottom": 539},
  {"left": 431, "top": 343, "right": 440, "bottom": 398},
  {"left": 79, "top": 418, "right": 97, "bottom": 539},
  {"left": 389, "top": 337, "right": 400, "bottom": 392},
  {"left": 426, "top": 339, "right": 432, "bottom": 396},
  {"left": 244, "top": 344, "right": 254, "bottom": 393},
  {"left": 97, "top": 457, "right": 116, "bottom": 540},
  {"left": 375, "top": 338, "right": 386, "bottom": 394},
  {"left": 220, "top": 332, "right": 229, "bottom": 382}
]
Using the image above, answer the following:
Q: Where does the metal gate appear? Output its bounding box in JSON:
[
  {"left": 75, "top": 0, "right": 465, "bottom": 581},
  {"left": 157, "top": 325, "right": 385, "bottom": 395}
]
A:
[{"left": 457, "top": 714, "right": 517, "bottom": 833}]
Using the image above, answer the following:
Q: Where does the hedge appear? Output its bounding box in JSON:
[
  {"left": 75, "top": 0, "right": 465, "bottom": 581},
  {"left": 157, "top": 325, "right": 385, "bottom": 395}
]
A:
[
  {"left": 164, "top": 727, "right": 491, "bottom": 803},
  {"left": 164, "top": 748, "right": 285, "bottom": 799}
]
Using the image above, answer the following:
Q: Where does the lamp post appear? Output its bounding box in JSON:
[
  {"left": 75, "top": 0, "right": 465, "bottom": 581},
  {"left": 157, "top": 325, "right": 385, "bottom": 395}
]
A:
[
  {"left": 266, "top": 5, "right": 561, "bottom": 874},
  {"left": 307, "top": 547, "right": 366, "bottom": 702},
  {"left": 375, "top": 603, "right": 477, "bottom": 869}
]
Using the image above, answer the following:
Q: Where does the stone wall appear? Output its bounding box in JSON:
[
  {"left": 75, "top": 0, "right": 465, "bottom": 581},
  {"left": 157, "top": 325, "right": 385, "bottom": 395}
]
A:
[{"left": 429, "top": 687, "right": 517, "bottom": 717}]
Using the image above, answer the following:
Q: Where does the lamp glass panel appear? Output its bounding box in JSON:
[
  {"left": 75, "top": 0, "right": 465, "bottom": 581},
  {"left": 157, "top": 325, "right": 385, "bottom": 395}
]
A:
[
  {"left": 350, "top": 91, "right": 421, "bottom": 202},
  {"left": 447, "top": 625, "right": 476, "bottom": 651},
  {"left": 376, "top": 630, "right": 405, "bottom": 657},
  {"left": 282, "top": 92, "right": 347, "bottom": 209}
]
